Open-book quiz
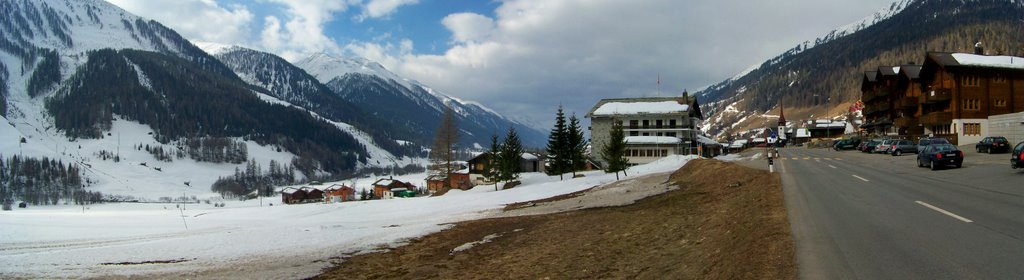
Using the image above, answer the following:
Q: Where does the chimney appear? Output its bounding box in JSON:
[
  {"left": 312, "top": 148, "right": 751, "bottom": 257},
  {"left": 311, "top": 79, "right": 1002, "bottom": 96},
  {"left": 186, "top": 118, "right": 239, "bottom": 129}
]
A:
[
  {"left": 974, "top": 42, "right": 984, "bottom": 55},
  {"left": 681, "top": 90, "right": 689, "bottom": 104}
]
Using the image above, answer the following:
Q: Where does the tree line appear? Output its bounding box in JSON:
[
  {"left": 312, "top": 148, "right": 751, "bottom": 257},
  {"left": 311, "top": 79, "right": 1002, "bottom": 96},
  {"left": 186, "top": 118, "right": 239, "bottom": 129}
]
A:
[
  {"left": 211, "top": 159, "right": 297, "bottom": 198},
  {"left": 0, "top": 155, "right": 101, "bottom": 210}
]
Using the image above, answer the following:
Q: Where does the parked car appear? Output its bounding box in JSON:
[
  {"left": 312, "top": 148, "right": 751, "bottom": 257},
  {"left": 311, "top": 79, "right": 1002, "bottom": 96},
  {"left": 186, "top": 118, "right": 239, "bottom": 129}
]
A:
[
  {"left": 917, "top": 137, "right": 950, "bottom": 154},
  {"left": 874, "top": 139, "right": 895, "bottom": 154},
  {"left": 834, "top": 139, "right": 860, "bottom": 150},
  {"left": 1012, "top": 141, "right": 1024, "bottom": 169},
  {"left": 917, "top": 143, "right": 963, "bottom": 170},
  {"left": 861, "top": 139, "right": 881, "bottom": 153},
  {"left": 889, "top": 139, "right": 917, "bottom": 156},
  {"left": 975, "top": 136, "right": 1011, "bottom": 154}
]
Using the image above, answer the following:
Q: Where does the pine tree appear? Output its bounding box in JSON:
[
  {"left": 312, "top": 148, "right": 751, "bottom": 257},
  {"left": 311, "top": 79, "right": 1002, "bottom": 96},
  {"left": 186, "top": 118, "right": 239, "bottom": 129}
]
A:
[
  {"left": 499, "top": 127, "right": 524, "bottom": 184},
  {"left": 545, "top": 106, "right": 570, "bottom": 180},
  {"left": 601, "top": 121, "right": 629, "bottom": 180},
  {"left": 429, "top": 107, "right": 459, "bottom": 190},
  {"left": 567, "top": 113, "right": 588, "bottom": 178},
  {"left": 482, "top": 134, "right": 501, "bottom": 190}
]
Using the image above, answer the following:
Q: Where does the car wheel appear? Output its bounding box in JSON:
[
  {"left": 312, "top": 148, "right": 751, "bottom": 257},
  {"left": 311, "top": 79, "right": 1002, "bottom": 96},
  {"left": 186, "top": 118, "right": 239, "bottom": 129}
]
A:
[
  {"left": 930, "top": 160, "right": 937, "bottom": 171},
  {"left": 977, "top": 147, "right": 981, "bottom": 153},
  {"left": 895, "top": 150, "right": 902, "bottom": 156}
]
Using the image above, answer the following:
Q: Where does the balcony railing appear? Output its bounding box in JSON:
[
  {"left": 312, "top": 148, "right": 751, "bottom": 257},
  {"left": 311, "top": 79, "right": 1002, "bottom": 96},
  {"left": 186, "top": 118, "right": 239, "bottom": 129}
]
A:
[
  {"left": 897, "top": 96, "right": 917, "bottom": 110},
  {"left": 919, "top": 111, "right": 951, "bottom": 125},
  {"left": 894, "top": 117, "right": 917, "bottom": 128},
  {"left": 922, "top": 89, "right": 951, "bottom": 104}
]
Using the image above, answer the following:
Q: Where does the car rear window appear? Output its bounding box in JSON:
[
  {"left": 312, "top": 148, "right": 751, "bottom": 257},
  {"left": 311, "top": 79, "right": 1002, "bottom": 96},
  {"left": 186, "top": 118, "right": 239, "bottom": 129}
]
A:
[
  {"left": 994, "top": 137, "right": 1008, "bottom": 143},
  {"left": 932, "top": 144, "right": 957, "bottom": 152},
  {"left": 931, "top": 138, "right": 949, "bottom": 144}
]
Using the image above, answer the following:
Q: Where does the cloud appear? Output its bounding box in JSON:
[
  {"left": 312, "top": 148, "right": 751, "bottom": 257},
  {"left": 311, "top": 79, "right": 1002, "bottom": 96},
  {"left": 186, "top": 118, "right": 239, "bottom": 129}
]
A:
[
  {"left": 441, "top": 13, "right": 495, "bottom": 43},
  {"left": 105, "top": 0, "right": 253, "bottom": 45},
  {"left": 349, "top": 0, "right": 896, "bottom": 126},
  {"left": 358, "top": 0, "right": 420, "bottom": 21},
  {"left": 259, "top": 0, "right": 360, "bottom": 60}
]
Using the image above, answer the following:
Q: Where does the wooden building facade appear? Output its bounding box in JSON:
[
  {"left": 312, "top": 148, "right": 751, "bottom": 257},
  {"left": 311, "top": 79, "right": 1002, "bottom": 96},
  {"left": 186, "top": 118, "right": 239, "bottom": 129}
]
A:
[{"left": 861, "top": 51, "right": 1024, "bottom": 145}]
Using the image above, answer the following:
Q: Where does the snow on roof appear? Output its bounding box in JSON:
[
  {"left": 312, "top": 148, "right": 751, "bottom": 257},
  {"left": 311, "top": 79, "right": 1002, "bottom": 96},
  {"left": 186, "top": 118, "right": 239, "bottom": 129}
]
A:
[
  {"left": 625, "top": 136, "right": 682, "bottom": 145},
  {"left": 696, "top": 135, "right": 719, "bottom": 145},
  {"left": 951, "top": 53, "right": 1024, "bottom": 70},
  {"left": 592, "top": 101, "right": 689, "bottom": 116},
  {"left": 521, "top": 153, "right": 539, "bottom": 160},
  {"left": 281, "top": 187, "right": 304, "bottom": 194}
]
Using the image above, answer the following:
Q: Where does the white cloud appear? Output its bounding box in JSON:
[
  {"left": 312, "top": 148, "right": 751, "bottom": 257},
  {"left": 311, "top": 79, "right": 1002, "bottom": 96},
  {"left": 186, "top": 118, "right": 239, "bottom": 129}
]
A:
[
  {"left": 441, "top": 13, "right": 495, "bottom": 43},
  {"left": 105, "top": 0, "right": 253, "bottom": 45},
  {"left": 359, "top": 0, "right": 420, "bottom": 21}
]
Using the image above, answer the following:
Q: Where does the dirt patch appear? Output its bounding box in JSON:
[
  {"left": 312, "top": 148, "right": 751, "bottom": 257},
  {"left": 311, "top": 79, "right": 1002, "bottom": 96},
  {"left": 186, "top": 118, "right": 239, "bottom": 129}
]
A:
[
  {"left": 502, "top": 186, "right": 596, "bottom": 211},
  {"left": 100, "top": 258, "right": 192, "bottom": 266},
  {"left": 314, "top": 159, "right": 794, "bottom": 280}
]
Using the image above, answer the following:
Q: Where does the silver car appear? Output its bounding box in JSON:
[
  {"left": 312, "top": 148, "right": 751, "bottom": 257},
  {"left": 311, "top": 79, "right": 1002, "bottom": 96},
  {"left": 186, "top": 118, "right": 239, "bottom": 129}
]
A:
[
  {"left": 889, "top": 139, "right": 917, "bottom": 156},
  {"left": 875, "top": 139, "right": 894, "bottom": 154}
]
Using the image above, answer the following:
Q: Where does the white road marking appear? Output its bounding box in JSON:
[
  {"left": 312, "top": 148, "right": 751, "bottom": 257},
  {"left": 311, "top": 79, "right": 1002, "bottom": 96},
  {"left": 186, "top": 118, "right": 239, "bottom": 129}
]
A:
[
  {"left": 852, "top": 175, "right": 869, "bottom": 182},
  {"left": 915, "top": 201, "right": 974, "bottom": 223},
  {"left": 828, "top": 165, "right": 837, "bottom": 169}
]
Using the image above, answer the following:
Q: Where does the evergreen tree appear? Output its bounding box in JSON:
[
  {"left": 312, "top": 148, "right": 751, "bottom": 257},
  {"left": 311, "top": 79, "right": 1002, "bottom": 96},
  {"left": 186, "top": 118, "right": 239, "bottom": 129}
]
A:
[
  {"left": 601, "top": 122, "right": 629, "bottom": 180},
  {"left": 545, "top": 106, "right": 570, "bottom": 180},
  {"left": 429, "top": 107, "right": 459, "bottom": 190},
  {"left": 499, "top": 127, "right": 524, "bottom": 184},
  {"left": 483, "top": 134, "right": 501, "bottom": 190},
  {"left": 567, "top": 113, "right": 588, "bottom": 177}
]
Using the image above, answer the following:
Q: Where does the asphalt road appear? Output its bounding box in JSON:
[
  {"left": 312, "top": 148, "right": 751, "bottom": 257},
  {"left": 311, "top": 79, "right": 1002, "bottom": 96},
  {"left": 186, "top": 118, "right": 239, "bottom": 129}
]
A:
[{"left": 770, "top": 146, "right": 1024, "bottom": 280}]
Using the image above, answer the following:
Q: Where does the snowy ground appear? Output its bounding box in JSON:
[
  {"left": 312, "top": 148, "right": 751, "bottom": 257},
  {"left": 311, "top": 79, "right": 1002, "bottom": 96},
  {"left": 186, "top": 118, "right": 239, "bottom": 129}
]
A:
[{"left": 0, "top": 155, "right": 697, "bottom": 279}]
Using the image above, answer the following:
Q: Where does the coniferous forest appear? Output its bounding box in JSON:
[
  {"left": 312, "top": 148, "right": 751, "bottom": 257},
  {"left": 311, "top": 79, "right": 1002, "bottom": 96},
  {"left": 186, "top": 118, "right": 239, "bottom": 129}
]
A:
[
  {"left": 0, "top": 155, "right": 101, "bottom": 209},
  {"left": 45, "top": 49, "right": 368, "bottom": 178}
]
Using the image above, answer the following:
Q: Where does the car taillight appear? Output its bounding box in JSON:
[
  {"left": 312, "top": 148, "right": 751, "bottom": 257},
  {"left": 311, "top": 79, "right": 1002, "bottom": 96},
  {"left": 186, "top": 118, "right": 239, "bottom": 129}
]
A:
[
  {"left": 958, "top": 151, "right": 963, "bottom": 157},
  {"left": 1019, "top": 153, "right": 1024, "bottom": 161},
  {"left": 892, "top": 145, "right": 896, "bottom": 150},
  {"left": 936, "top": 153, "right": 943, "bottom": 159}
]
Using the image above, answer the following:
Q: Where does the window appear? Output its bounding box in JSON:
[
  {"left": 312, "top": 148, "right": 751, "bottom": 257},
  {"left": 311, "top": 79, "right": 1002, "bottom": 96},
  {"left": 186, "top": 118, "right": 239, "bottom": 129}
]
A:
[
  {"left": 629, "top": 120, "right": 639, "bottom": 128},
  {"left": 995, "top": 99, "right": 1007, "bottom": 107},
  {"left": 642, "top": 132, "right": 650, "bottom": 136},
  {"left": 656, "top": 132, "right": 663, "bottom": 136},
  {"left": 646, "top": 150, "right": 654, "bottom": 157},
  {"left": 655, "top": 120, "right": 663, "bottom": 128},
  {"left": 666, "top": 132, "right": 677, "bottom": 137},
  {"left": 963, "top": 123, "right": 981, "bottom": 136},
  {"left": 629, "top": 131, "right": 639, "bottom": 136},
  {"left": 642, "top": 120, "right": 650, "bottom": 128},
  {"left": 661, "top": 149, "right": 668, "bottom": 157},
  {"left": 962, "top": 75, "right": 980, "bottom": 87},
  {"left": 962, "top": 99, "right": 981, "bottom": 111},
  {"left": 994, "top": 74, "right": 1008, "bottom": 84},
  {"left": 669, "top": 119, "right": 677, "bottom": 128}
]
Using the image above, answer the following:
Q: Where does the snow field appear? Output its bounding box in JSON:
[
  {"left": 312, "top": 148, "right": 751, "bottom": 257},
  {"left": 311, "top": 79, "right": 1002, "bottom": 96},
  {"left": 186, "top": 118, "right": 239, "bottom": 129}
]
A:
[{"left": 0, "top": 155, "right": 696, "bottom": 279}]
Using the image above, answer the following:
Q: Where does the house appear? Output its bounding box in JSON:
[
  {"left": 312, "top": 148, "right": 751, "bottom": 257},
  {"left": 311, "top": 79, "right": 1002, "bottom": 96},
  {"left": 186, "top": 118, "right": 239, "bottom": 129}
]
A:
[
  {"left": 425, "top": 172, "right": 473, "bottom": 192},
  {"left": 281, "top": 187, "right": 306, "bottom": 204},
  {"left": 323, "top": 184, "right": 356, "bottom": 203},
  {"left": 466, "top": 152, "right": 545, "bottom": 182},
  {"left": 586, "top": 91, "right": 705, "bottom": 166},
  {"left": 372, "top": 178, "right": 417, "bottom": 199},
  {"left": 861, "top": 50, "right": 1024, "bottom": 145},
  {"left": 299, "top": 187, "right": 324, "bottom": 203}
]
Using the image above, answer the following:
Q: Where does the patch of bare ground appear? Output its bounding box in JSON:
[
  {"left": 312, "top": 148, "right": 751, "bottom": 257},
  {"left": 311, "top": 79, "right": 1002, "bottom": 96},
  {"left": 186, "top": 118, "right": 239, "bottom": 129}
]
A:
[{"left": 314, "top": 159, "right": 795, "bottom": 280}]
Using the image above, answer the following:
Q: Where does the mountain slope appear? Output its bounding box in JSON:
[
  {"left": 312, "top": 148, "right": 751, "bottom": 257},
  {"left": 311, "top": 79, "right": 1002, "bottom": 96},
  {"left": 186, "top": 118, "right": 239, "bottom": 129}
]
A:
[
  {"left": 697, "top": 0, "right": 1024, "bottom": 139},
  {"left": 209, "top": 46, "right": 417, "bottom": 160},
  {"left": 295, "top": 53, "right": 547, "bottom": 148},
  {"left": 0, "top": 0, "right": 398, "bottom": 200}
]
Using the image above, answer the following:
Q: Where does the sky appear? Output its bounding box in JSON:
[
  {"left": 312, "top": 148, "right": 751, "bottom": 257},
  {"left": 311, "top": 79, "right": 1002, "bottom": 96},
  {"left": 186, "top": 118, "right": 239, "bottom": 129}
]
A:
[{"left": 104, "top": 0, "right": 898, "bottom": 128}]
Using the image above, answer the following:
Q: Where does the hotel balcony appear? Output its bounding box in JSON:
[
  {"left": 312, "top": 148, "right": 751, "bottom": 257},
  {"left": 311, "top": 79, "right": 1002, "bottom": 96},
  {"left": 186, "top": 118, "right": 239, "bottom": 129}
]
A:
[
  {"left": 919, "top": 111, "right": 952, "bottom": 125},
  {"left": 922, "top": 89, "right": 951, "bottom": 104},
  {"left": 896, "top": 96, "right": 918, "bottom": 110},
  {"left": 893, "top": 117, "right": 917, "bottom": 128}
]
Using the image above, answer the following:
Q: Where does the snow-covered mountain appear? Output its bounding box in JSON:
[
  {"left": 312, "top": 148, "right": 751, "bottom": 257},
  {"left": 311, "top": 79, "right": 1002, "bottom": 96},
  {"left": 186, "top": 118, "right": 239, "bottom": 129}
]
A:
[
  {"left": 295, "top": 52, "right": 547, "bottom": 148},
  {"left": 0, "top": 0, "right": 412, "bottom": 201},
  {"left": 207, "top": 45, "right": 419, "bottom": 165},
  {"left": 696, "top": 0, "right": 1024, "bottom": 139}
]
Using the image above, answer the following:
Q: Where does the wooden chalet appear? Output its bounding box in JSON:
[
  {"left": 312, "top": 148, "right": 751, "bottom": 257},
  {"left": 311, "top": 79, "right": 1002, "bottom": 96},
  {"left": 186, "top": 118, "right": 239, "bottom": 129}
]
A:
[
  {"left": 323, "top": 184, "right": 356, "bottom": 203},
  {"left": 281, "top": 187, "right": 306, "bottom": 204},
  {"left": 299, "top": 186, "right": 324, "bottom": 203},
  {"left": 372, "top": 178, "right": 417, "bottom": 199},
  {"left": 861, "top": 50, "right": 1024, "bottom": 145}
]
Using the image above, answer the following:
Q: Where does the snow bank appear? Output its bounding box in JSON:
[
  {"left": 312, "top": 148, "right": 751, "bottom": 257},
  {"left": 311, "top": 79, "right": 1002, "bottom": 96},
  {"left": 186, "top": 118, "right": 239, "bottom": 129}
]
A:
[{"left": 0, "top": 156, "right": 695, "bottom": 279}]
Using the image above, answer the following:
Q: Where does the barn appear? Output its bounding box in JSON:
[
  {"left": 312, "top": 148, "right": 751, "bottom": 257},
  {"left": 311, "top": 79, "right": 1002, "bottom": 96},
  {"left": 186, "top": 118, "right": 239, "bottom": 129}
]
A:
[{"left": 281, "top": 187, "right": 307, "bottom": 204}]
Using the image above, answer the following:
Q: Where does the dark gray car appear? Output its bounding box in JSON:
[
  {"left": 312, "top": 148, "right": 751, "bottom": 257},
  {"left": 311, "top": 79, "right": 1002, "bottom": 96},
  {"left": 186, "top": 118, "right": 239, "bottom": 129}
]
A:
[
  {"left": 890, "top": 139, "right": 917, "bottom": 156},
  {"left": 917, "top": 137, "right": 950, "bottom": 154}
]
